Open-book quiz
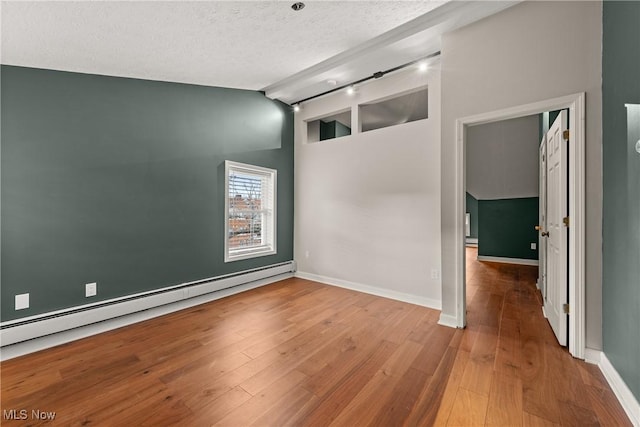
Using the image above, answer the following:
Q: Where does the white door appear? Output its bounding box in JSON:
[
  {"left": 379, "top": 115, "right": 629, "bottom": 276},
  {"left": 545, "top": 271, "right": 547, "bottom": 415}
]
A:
[
  {"left": 543, "top": 111, "right": 568, "bottom": 346},
  {"left": 538, "top": 136, "right": 547, "bottom": 298}
]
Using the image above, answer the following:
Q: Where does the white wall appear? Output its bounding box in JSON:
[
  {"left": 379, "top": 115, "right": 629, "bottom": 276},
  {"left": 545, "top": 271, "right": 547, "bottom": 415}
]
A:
[
  {"left": 467, "top": 115, "right": 540, "bottom": 200},
  {"left": 440, "top": 1, "right": 603, "bottom": 348},
  {"left": 294, "top": 66, "right": 442, "bottom": 308}
]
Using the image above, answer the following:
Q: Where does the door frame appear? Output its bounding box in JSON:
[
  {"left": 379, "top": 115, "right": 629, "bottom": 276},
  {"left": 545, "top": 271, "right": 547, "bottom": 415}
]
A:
[{"left": 449, "top": 92, "right": 586, "bottom": 359}]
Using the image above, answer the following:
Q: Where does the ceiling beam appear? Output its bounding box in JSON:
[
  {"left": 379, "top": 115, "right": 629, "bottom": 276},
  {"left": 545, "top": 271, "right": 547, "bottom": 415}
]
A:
[{"left": 263, "top": 1, "right": 521, "bottom": 104}]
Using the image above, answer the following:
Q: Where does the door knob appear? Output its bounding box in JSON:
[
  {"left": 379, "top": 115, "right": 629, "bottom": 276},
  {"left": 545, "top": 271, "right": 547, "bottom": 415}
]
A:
[
  {"left": 535, "top": 225, "right": 541, "bottom": 231},
  {"left": 541, "top": 231, "right": 550, "bottom": 237}
]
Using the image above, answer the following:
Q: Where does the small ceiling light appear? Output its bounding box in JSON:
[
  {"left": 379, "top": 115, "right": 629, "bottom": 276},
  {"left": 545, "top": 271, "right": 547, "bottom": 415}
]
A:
[
  {"left": 291, "top": 2, "right": 305, "bottom": 11},
  {"left": 346, "top": 86, "right": 355, "bottom": 95},
  {"left": 418, "top": 61, "right": 429, "bottom": 72},
  {"left": 326, "top": 79, "right": 337, "bottom": 86},
  {"left": 293, "top": 104, "right": 301, "bottom": 112}
]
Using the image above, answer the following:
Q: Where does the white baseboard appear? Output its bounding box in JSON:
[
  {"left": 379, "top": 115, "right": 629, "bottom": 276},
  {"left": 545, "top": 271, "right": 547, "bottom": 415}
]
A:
[
  {"left": 1, "top": 262, "right": 295, "bottom": 360},
  {"left": 466, "top": 238, "right": 478, "bottom": 247},
  {"left": 584, "top": 348, "right": 640, "bottom": 426},
  {"left": 437, "top": 313, "right": 463, "bottom": 329},
  {"left": 294, "top": 271, "right": 441, "bottom": 311},
  {"left": 0, "top": 273, "right": 293, "bottom": 361},
  {"left": 584, "top": 347, "right": 602, "bottom": 365},
  {"left": 477, "top": 255, "right": 539, "bottom": 266}
]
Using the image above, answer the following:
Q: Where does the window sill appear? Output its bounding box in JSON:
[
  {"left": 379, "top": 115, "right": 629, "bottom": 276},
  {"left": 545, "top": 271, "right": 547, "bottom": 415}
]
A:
[{"left": 225, "top": 246, "right": 277, "bottom": 263}]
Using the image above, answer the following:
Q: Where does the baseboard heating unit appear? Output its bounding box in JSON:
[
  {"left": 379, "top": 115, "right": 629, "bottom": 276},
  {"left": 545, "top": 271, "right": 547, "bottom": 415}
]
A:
[{"left": 0, "top": 261, "right": 295, "bottom": 359}]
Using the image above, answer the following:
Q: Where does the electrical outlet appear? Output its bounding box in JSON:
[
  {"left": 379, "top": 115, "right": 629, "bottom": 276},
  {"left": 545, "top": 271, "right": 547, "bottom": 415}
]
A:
[
  {"left": 531, "top": 243, "right": 537, "bottom": 250},
  {"left": 15, "top": 293, "right": 29, "bottom": 310},
  {"left": 431, "top": 269, "right": 440, "bottom": 280},
  {"left": 85, "top": 282, "right": 97, "bottom": 297},
  {"left": 305, "top": 250, "right": 310, "bottom": 259}
]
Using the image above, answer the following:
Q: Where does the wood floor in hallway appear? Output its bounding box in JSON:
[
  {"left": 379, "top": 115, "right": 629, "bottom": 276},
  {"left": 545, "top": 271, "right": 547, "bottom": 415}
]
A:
[
  {"left": 0, "top": 249, "right": 631, "bottom": 426},
  {"left": 439, "top": 247, "right": 631, "bottom": 426}
]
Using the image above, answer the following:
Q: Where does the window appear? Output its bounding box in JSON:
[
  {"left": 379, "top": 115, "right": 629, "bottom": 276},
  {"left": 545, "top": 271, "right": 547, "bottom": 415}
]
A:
[
  {"left": 305, "top": 109, "right": 352, "bottom": 143},
  {"left": 225, "top": 161, "right": 277, "bottom": 262},
  {"left": 359, "top": 86, "right": 428, "bottom": 132}
]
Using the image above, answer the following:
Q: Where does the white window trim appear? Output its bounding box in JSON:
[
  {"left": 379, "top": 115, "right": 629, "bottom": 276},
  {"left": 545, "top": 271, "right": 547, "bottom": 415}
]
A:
[{"left": 224, "top": 160, "right": 277, "bottom": 263}]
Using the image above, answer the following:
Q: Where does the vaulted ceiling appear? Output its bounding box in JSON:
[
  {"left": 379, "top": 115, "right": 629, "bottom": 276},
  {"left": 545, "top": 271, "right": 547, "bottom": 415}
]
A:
[{"left": 1, "top": 1, "right": 518, "bottom": 105}]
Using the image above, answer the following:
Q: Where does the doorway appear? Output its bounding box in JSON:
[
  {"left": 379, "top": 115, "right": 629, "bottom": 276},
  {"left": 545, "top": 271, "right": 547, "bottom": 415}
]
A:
[{"left": 445, "top": 93, "right": 587, "bottom": 359}]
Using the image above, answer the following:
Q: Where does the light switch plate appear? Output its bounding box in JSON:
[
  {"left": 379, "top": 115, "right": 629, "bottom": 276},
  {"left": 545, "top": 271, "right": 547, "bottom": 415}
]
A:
[
  {"left": 85, "top": 282, "right": 97, "bottom": 297},
  {"left": 531, "top": 243, "right": 537, "bottom": 250}
]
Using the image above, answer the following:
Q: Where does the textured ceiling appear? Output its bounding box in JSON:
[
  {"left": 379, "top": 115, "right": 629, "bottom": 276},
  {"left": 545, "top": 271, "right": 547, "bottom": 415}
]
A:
[{"left": 1, "top": 1, "right": 446, "bottom": 92}]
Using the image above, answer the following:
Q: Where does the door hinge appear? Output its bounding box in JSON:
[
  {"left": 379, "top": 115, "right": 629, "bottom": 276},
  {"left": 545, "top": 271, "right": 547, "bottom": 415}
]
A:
[
  {"left": 563, "top": 303, "right": 570, "bottom": 314},
  {"left": 563, "top": 216, "right": 570, "bottom": 227},
  {"left": 563, "top": 130, "right": 570, "bottom": 141}
]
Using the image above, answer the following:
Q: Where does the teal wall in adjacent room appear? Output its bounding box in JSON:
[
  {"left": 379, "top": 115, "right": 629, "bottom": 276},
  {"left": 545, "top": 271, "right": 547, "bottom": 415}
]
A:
[
  {"left": 477, "top": 197, "right": 539, "bottom": 260},
  {"left": 334, "top": 120, "right": 351, "bottom": 139},
  {"left": 602, "top": 1, "right": 640, "bottom": 401},
  {"left": 1, "top": 65, "right": 294, "bottom": 322},
  {"left": 319, "top": 120, "right": 351, "bottom": 141},
  {"left": 465, "top": 192, "right": 478, "bottom": 239}
]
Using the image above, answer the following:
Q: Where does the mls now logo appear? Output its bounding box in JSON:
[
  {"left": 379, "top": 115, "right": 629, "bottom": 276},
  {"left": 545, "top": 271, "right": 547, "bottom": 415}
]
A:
[
  {"left": 31, "top": 409, "right": 57, "bottom": 420},
  {"left": 3, "top": 409, "right": 56, "bottom": 421},
  {"left": 3, "top": 409, "right": 28, "bottom": 420}
]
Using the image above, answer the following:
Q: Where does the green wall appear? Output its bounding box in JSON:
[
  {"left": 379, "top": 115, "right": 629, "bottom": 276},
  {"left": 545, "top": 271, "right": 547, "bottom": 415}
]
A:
[
  {"left": 478, "top": 197, "right": 539, "bottom": 260},
  {"left": 1, "top": 65, "right": 294, "bottom": 322},
  {"left": 465, "top": 192, "right": 478, "bottom": 239},
  {"left": 334, "top": 120, "right": 352, "bottom": 139},
  {"left": 602, "top": 1, "right": 640, "bottom": 401},
  {"left": 319, "top": 120, "right": 351, "bottom": 141}
]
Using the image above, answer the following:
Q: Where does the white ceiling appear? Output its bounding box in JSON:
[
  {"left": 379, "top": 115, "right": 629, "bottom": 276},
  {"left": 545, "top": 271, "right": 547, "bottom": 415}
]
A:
[{"left": 1, "top": 1, "right": 518, "bottom": 105}]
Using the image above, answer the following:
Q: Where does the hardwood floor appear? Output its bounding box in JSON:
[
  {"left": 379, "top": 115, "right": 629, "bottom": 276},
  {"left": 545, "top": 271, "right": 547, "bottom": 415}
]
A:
[
  {"left": 1, "top": 249, "right": 631, "bottom": 426},
  {"left": 437, "top": 247, "right": 631, "bottom": 426}
]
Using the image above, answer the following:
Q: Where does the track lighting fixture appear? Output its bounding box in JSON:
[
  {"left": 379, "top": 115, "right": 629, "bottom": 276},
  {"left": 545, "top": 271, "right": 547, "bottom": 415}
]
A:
[{"left": 291, "top": 51, "right": 440, "bottom": 105}]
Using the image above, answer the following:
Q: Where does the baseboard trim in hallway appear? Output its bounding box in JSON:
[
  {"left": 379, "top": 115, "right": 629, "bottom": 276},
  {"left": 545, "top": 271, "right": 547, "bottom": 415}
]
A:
[
  {"left": 476, "top": 255, "right": 539, "bottom": 266},
  {"left": 588, "top": 349, "right": 640, "bottom": 426}
]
